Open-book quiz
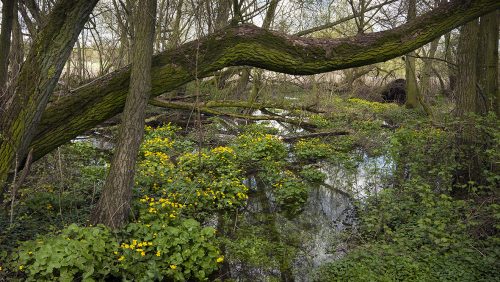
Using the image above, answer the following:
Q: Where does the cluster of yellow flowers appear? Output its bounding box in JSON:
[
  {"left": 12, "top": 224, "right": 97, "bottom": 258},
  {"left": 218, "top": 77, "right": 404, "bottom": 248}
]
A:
[
  {"left": 211, "top": 146, "right": 235, "bottom": 155},
  {"left": 142, "top": 137, "right": 175, "bottom": 150},
  {"left": 140, "top": 195, "right": 184, "bottom": 217},
  {"left": 141, "top": 151, "right": 174, "bottom": 167},
  {"left": 120, "top": 240, "right": 154, "bottom": 258},
  {"left": 138, "top": 151, "right": 175, "bottom": 187}
]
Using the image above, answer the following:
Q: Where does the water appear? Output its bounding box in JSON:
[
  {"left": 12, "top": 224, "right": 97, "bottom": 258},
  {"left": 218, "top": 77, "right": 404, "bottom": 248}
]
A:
[{"left": 227, "top": 151, "right": 392, "bottom": 281}]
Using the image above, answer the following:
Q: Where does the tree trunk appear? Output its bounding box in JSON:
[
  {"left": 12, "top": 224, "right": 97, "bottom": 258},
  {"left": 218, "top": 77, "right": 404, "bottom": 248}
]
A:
[
  {"left": 19, "top": 0, "right": 500, "bottom": 165},
  {"left": 92, "top": 0, "right": 157, "bottom": 228},
  {"left": 477, "top": 11, "right": 499, "bottom": 115},
  {"left": 455, "top": 19, "right": 481, "bottom": 189},
  {"left": 9, "top": 0, "right": 23, "bottom": 85},
  {"left": 230, "top": 0, "right": 280, "bottom": 100},
  {"left": 405, "top": 0, "right": 418, "bottom": 109},
  {"left": 456, "top": 21, "right": 479, "bottom": 117},
  {"left": 444, "top": 32, "right": 456, "bottom": 92},
  {"left": 0, "top": 0, "right": 98, "bottom": 189},
  {"left": 420, "top": 37, "right": 440, "bottom": 97},
  {"left": 0, "top": 0, "right": 15, "bottom": 94}
]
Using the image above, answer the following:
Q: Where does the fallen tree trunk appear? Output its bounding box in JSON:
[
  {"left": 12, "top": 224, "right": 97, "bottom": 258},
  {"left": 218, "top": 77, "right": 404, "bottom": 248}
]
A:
[
  {"left": 30, "top": 0, "right": 499, "bottom": 162},
  {"left": 150, "top": 98, "right": 322, "bottom": 113},
  {"left": 149, "top": 99, "right": 318, "bottom": 128}
]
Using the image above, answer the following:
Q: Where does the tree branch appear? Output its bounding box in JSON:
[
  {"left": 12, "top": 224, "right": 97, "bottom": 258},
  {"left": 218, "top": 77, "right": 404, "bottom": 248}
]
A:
[{"left": 30, "top": 0, "right": 499, "bottom": 162}]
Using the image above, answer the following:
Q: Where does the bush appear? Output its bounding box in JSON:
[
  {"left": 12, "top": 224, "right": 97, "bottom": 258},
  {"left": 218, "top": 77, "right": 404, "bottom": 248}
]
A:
[
  {"left": 13, "top": 224, "right": 119, "bottom": 281},
  {"left": 9, "top": 219, "right": 223, "bottom": 281}
]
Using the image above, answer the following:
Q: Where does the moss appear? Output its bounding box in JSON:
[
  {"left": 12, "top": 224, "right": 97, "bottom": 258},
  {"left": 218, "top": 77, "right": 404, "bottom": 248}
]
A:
[{"left": 28, "top": 0, "right": 499, "bottom": 163}]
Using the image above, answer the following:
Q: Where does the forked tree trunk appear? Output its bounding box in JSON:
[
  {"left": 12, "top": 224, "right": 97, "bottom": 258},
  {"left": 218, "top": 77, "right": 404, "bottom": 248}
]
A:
[
  {"left": 92, "top": 0, "right": 157, "bottom": 228},
  {"left": 0, "top": 0, "right": 98, "bottom": 189}
]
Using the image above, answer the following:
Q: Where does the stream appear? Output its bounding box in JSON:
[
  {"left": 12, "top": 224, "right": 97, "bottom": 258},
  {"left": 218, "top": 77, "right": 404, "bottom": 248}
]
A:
[{"left": 227, "top": 151, "right": 392, "bottom": 281}]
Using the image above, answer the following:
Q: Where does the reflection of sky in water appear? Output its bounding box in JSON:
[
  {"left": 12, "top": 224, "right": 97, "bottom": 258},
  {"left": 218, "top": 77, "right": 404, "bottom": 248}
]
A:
[
  {"left": 253, "top": 109, "right": 304, "bottom": 134},
  {"left": 322, "top": 152, "right": 393, "bottom": 200}
]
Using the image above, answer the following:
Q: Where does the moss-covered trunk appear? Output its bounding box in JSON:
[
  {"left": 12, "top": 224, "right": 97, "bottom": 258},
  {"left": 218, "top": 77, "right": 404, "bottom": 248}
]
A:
[
  {"left": 25, "top": 0, "right": 500, "bottom": 164},
  {"left": 0, "top": 0, "right": 98, "bottom": 189}
]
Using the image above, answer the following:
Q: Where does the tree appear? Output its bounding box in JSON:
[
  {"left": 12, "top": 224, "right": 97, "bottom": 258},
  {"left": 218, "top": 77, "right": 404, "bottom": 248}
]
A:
[
  {"left": 0, "top": 0, "right": 498, "bottom": 190},
  {"left": 454, "top": 11, "right": 498, "bottom": 189},
  {"left": 0, "top": 0, "right": 15, "bottom": 98},
  {"left": 0, "top": 0, "right": 99, "bottom": 192},
  {"left": 477, "top": 11, "right": 498, "bottom": 115},
  {"left": 404, "top": 0, "right": 418, "bottom": 108},
  {"left": 91, "top": 0, "right": 157, "bottom": 228}
]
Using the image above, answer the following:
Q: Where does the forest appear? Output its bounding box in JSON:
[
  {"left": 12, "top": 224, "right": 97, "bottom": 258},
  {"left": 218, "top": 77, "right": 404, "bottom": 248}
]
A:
[{"left": 0, "top": 0, "right": 498, "bottom": 281}]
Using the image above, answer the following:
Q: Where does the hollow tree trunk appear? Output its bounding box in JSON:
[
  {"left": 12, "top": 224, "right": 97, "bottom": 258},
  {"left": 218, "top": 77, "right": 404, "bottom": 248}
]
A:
[
  {"left": 0, "top": 0, "right": 98, "bottom": 189},
  {"left": 92, "top": 0, "right": 157, "bottom": 229},
  {"left": 19, "top": 0, "right": 500, "bottom": 166}
]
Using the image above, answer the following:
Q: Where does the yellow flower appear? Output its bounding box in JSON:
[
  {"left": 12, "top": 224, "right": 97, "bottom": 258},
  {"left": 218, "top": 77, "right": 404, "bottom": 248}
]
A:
[
  {"left": 132, "top": 240, "right": 138, "bottom": 245},
  {"left": 28, "top": 251, "right": 33, "bottom": 255},
  {"left": 156, "top": 251, "right": 161, "bottom": 257},
  {"left": 170, "top": 264, "right": 177, "bottom": 270},
  {"left": 148, "top": 242, "right": 153, "bottom": 246},
  {"left": 118, "top": 256, "right": 125, "bottom": 261},
  {"left": 141, "top": 251, "right": 146, "bottom": 256},
  {"left": 216, "top": 256, "right": 224, "bottom": 263},
  {"left": 19, "top": 265, "right": 24, "bottom": 270}
]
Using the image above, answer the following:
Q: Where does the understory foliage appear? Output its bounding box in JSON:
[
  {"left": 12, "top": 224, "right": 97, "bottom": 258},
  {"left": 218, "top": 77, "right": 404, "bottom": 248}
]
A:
[
  {"left": 2, "top": 123, "right": 317, "bottom": 281},
  {"left": 314, "top": 114, "right": 500, "bottom": 281},
  {"left": 1, "top": 98, "right": 498, "bottom": 281}
]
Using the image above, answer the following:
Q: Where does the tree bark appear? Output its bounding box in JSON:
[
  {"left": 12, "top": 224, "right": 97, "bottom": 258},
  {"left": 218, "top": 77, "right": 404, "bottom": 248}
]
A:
[
  {"left": 405, "top": 0, "right": 418, "bottom": 109},
  {"left": 444, "top": 32, "right": 456, "bottom": 92},
  {"left": 477, "top": 11, "right": 499, "bottom": 115},
  {"left": 0, "top": 0, "right": 98, "bottom": 188},
  {"left": 92, "top": 0, "right": 157, "bottom": 229},
  {"left": 23, "top": 0, "right": 500, "bottom": 164},
  {"left": 456, "top": 21, "right": 479, "bottom": 117},
  {"left": 9, "top": 0, "right": 23, "bottom": 85},
  {"left": 0, "top": 0, "right": 15, "bottom": 93},
  {"left": 420, "top": 37, "right": 440, "bottom": 97},
  {"left": 455, "top": 19, "right": 481, "bottom": 189}
]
